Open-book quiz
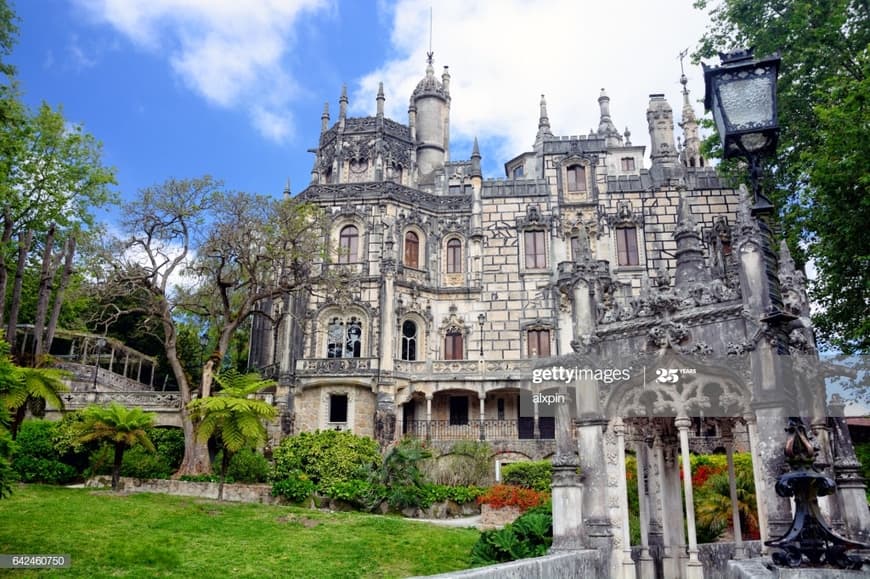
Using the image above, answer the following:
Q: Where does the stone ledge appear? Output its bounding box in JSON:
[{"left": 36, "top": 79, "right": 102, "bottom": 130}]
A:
[
  {"left": 728, "top": 558, "right": 870, "bottom": 579},
  {"left": 85, "top": 476, "right": 280, "bottom": 504},
  {"left": 409, "top": 550, "right": 600, "bottom": 578}
]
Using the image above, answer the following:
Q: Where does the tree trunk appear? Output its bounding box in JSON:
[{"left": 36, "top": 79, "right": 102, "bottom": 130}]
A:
[
  {"left": 0, "top": 213, "right": 14, "bottom": 328},
  {"left": 6, "top": 229, "right": 32, "bottom": 353},
  {"left": 112, "top": 442, "right": 124, "bottom": 491},
  {"left": 10, "top": 404, "right": 26, "bottom": 440},
  {"left": 44, "top": 235, "right": 75, "bottom": 356},
  {"left": 218, "top": 449, "right": 231, "bottom": 501},
  {"left": 32, "top": 224, "right": 56, "bottom": 364},
  {"left": 165, "top": 312, "right": 210, "bottom": 476}
]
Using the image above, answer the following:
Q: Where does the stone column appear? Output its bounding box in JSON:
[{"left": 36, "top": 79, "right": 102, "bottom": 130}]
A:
[
  {"left": 614, "top": 419, "right": 636, "bottom": 579},
  {"left": 745, "top": 412, "right": 770, "bottom": 547},
  {"left": 425, "top": 394, "right": 433, "bottom": 441},
  {"left": 829, "top": 395, "right": 870, "bottom": 542},
  {"left": 478, "top": 394, "right": 486, "bottom": 441},
  {"left": 675, "top": 416, "right": 703, "bottom": 579},
  {"left": 550, "top": 401, "right": 585, "bottom": 551},
  {"left": 635, "top": 437, "right": 655, "bottom": 578},
  {"left": 661, "top": 437, "right": 686, "bottom": 579},
  {"left": 533, "top": 399, "right": 540, "bottom": 440},
  {"left": 380, "top": 270, "right": 395, "bottom": 373},
  {"left": 722, "top": 421, "right": 744, "bottom": 559}
]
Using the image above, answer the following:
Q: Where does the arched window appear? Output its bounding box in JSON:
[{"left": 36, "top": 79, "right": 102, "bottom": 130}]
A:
[
  {"left": 446, "top": 238, "right": 462, "bottom": 273},
  {"left": 444, "top": 330, "right": 464, "bottom": 360},
  {"left": 326, "top": 316, "right": 363, "bottom": 358},
  {"left": 566, "top": 165, "right": 586, "bottom": 192},
  {"left": 404, "top": 231, "right": 419, "bottom": 268},
  {"left": 339, "top": 225, "right": 359, "bottom": 263},
  {"left": 401, "top": 320, "right": 417, "bottom": 361}
]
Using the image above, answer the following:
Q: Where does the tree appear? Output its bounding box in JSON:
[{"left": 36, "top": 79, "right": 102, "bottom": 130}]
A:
[
  {"left": 93, "top": 177, "right": 330, "bottom": 475},
  {"left": 694, "top": 0, "right": 870, "bottom": 353},
  {"left": 75, "top": 402, "right": 155, "bottom": 491},
  {"left": 187, "top": 369, "right": 277, "bottom": 500}
]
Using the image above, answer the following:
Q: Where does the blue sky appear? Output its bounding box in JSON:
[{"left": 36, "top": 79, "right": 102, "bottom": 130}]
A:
[{"left": 10, "top": 0, "right": 713, "bottom": 205}]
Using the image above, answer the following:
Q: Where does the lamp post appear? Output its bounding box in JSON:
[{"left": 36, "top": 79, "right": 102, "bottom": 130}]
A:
[
  {"left": 92, "top": 337, "right": 106, "bottom": 390},
  {"left": 703, "top": 48, "right": 791, "bottom": 324},
  {"left": 477, "top": 313, "right": 486, "bottom": 358}
]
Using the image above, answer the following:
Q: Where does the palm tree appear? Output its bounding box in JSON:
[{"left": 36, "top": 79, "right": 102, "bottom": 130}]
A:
[
  {"left": 695, "top": 468, "right": 759, "bottom": 541},
  {"left": 187, "top": 369, "right": 277, "bottom": 500},
  {"left": 76, "top": 402, "right": 156, "bottom": 490},
  {"left": 0, "top": 334, "right": 68, "bottom": 439}
]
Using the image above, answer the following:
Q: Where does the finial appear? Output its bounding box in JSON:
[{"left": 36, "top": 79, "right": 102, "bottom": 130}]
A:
[
  {"left": 537, "top": 94, "right": 552, "bottom": 139},
  {"left": 471, "top": 136, "right": 481, "bottom": 177},
  {"left": 283, "top": 178, "right": 291, "bottom": 198},
  {"left": 339, "top": 84, "right": 348, "bottom": 123},
  {"left": 441, "top": 66, "right": 450, "bottom": 94},
  {"left": 624, "top": 126, "right": 632, "bottom": 145},
  {"left": 472, "top": 136, "right": 480, "bottom": 157},
  {"left": 427, "top": 6, "right": 433, "bottom": 64},
  {"left": 376, "top": 82, "right": 385, "bottom": 117}
]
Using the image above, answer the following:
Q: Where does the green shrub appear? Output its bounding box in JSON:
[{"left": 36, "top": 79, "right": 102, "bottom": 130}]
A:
[
  {"left": 470, "top": 503, "right": 553, "bottom": 565},
  {"left": 272, "top": 430, "right": 380, "bottom": 492},
  {"left": 324, "top": 479, "right": 387, "bottom": 511},
  {"left": 148, "top": 428, "right": 185, "bottom": 470},
  {"left": 12, "top": 420, "right": 77, "bottom": 484},
  {"left": 423, "top": 440, "right": 492, "bottom": 486},
  {"left": 271, "top": 470, "right": 315, "bottom": 503},
  {"left": 501, "top": 460, "right": 552, "bottom": 491},
  {"left": 120, "top": 446, "right": 173, "bottom": 479},
  {"left": 226, "top": 448, "right": 271, "bottom": 484}
]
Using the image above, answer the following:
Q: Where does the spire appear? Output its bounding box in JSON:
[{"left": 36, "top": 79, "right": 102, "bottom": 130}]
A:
[
  {"left": 338, "top": 84, "right": 348, "bottom": 127},
  {"left": 320, "top": 101, "right": 330, "bottom": 133},
  {"left": 673, "top": 190, "right": 710, "bottom": 288},
  {"left": 678, "top": 70, "right": 704, "bottom": 168},
  {"left": 597, "top": 88, "right": 622, "bottom": 146},
  {"left": 283, "top": 178, "right": 291, "bottom": 198},
  {"left": 536, "top": 94, "right": 552, "bottom": 142},
  {"left": 470, "top": 136, "right": 481, "bottom": 177},
  {"left": 376, "top": 82, "right": 385, "bottom": 118}
]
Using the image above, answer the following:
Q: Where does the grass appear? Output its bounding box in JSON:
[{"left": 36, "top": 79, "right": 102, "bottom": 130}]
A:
[{"left": 0, "top": 485, "right": 480, "bottom": 578}]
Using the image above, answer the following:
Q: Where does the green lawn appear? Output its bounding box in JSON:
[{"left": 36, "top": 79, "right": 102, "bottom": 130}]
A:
[{"left": 0, "top": 485, "right": 479, "bottom": 578}]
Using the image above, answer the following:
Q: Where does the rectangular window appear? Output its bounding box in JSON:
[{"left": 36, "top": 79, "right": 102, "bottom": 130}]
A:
[
  {"left": 449, "top": 396, "right": 469, "bottom": 426},
  {"left": 513, "top": 165, "right": 524, "bottom": 178},
  {"left": 329, "top": 394, "right": 348, "bottom": 423},
  {"left": 524, "top": 230, "right": 547, "bottom": 269},
  {"left": 444, "top": 332, "right": 464, "bottom": 360},
  {"left": 497, "top": 398, "right": 505, "bottom": 421},
  {"left": 620, "top": 157, "right": 636, "bottom": 171},
  {"left": 527, "top": 329, "right": 550, "bottom": 358},
  {"left": 616, "top": 227, "right": 640, "bottom": 266},
  {"left": 567, "top": 165, "right": 586, "bottom": 192}
]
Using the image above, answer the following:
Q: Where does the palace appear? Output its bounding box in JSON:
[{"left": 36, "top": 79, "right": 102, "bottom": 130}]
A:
[{"left": 248, "top": 55, "right": 870, "bottom": 577}]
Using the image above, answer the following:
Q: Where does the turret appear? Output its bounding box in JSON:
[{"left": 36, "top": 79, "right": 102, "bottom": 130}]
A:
[
  {"left": 338, "top": 84, "right": 348, "bottom": 129},
  {"left": 597, "top": 88, "right": 622, "bottom": 147},
  {"left": 410, "top": 54, "right": 450, "bottom": 181},
  {"left": 646, "top": 94, "right": 683, "bottom": 185},
  {"left": 320, "top": 102, "right": 330, "bottom": 134}
]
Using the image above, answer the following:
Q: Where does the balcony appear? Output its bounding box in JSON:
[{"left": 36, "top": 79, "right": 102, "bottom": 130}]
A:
[
  {"left": 296, "top": 357, "right": 379, "bottom": 377},
  {"left": 392, "top": 359, "right": 536, "bottom": 381},
  {"left": 402, "top": 418, "right": 555, "bottom": 441}
]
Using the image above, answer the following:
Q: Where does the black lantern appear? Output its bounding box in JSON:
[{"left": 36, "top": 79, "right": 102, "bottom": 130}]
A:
[
  {"left": 703, "top": 48, "right": 780, "bottom": 159},
  {"left": 477, "top": 313, "right": 486, "bottom": 357}
]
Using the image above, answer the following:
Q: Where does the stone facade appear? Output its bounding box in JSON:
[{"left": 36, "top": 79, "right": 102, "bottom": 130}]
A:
[{"left": 249, "top": 56, "right": 870, "bottom": 577}]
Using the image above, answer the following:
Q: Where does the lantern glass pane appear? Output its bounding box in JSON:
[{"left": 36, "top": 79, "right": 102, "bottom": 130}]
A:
[{"left": 718, "top": 75, "right": 774, "bottom": 129}]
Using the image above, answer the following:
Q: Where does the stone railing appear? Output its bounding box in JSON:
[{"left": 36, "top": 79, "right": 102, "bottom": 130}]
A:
[
  {"left": 392, "top": 358, "right": 536, "bottom": 381},
  {"left": 58, "top": 391, "right": 183, "bottom": 411},
  {"left": 403, "top": 419, "right": 555, "bottom": 441},
  {"left": 296, "top": 357, "right": 379, "bottom": 376}
]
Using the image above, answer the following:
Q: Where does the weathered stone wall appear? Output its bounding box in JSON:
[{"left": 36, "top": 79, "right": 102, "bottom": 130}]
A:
[
  {"left": 294, "top": 384, "right": 375, "bottom": 437},
  {"left": 86, "top": 477, "right": 280, "bottom": 504},
  {"left": 408, "top": 550, "right": 600, "bottom": 579}
]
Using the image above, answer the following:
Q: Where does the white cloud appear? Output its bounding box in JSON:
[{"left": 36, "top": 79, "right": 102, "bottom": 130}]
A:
[
  {"left": 75, "top": 0, "right": 329, "bottom": 142},
  {"left": 352, "top": 0, "right": 714, "bottom": 169}
]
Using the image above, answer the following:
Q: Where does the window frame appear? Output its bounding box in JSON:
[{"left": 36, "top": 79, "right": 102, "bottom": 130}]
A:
[
  {"left": 404, "top": 230, "right": 420, "bottom": 269},
  {"left": 444, "top": 330, "right": 464, "bottom": 360},
  {"left": 401, "top": 319, "right": 418, "bottom": 361},
  {"left": 566, "top": 164, "right": 587, "bottom": 192},
  {"left": 615, "top": 226, "right": 640, "bottom": 267},
  {"left": 329, "top": 394, "right": 349, "bottom": 423},
  {"left": 338, "top": 225, "right": 359, "bottom": 264},
  {"left": 527, "top": 329, "right": 551, "bottom": 358},
  {"left": 446, "top": 238, "right": 463, "bottom": 273},
  {"left": 524, "top": 230, "right": 547, "bottom": 269}
]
